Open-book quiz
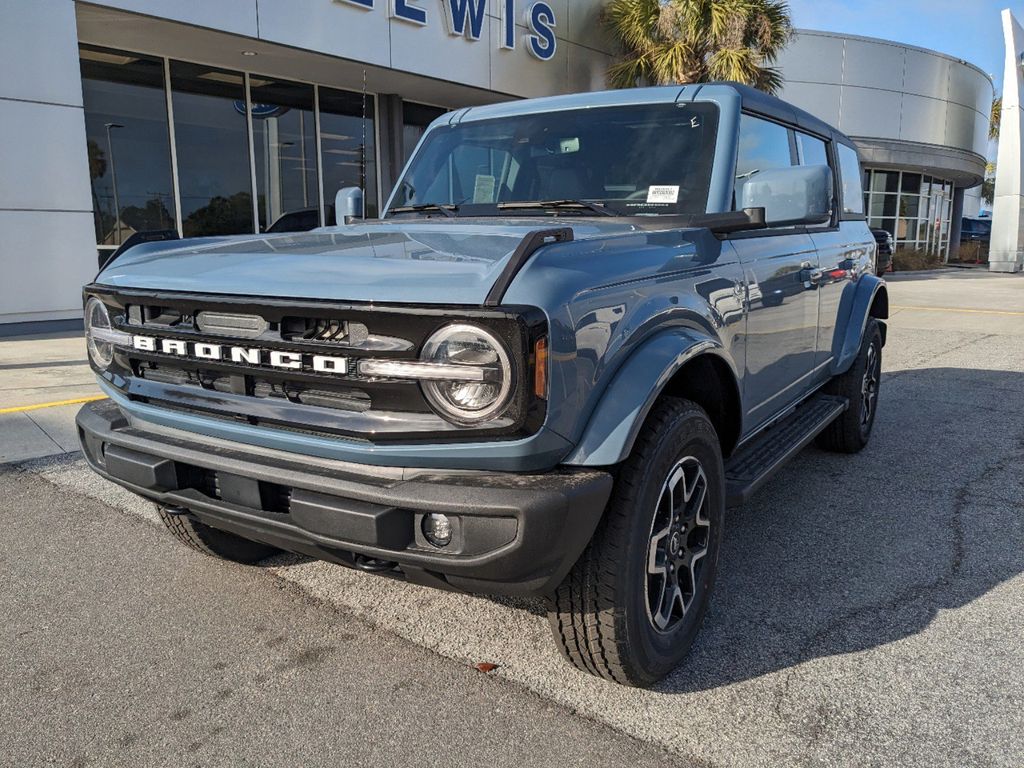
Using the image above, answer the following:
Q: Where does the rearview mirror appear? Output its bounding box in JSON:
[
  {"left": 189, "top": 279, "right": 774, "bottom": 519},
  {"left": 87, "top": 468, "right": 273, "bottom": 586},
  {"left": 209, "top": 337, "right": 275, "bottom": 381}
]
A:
[
  {"left": 738, "top": 165, "right": 833, "bottom": 228},
  {"left": 335, "top": 187, "right": 364, "bottom": 226}
]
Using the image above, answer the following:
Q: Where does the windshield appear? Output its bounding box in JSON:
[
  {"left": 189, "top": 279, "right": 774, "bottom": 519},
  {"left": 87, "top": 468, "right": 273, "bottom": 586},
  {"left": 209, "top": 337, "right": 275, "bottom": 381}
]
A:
[{"left": 389, "top": 103, "right": 719, "bottom": 217}]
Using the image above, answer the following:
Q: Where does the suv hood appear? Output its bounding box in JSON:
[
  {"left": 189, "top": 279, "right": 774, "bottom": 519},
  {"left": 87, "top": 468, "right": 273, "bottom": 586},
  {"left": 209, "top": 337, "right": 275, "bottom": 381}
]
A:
[{"left": 97, "top": 219, "right": 642, "bottom": 305}]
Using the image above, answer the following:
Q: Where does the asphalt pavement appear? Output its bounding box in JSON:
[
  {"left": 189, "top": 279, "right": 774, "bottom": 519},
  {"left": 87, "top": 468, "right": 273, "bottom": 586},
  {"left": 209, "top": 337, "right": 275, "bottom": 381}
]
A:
[
  {"left": 2, "top": 269, "right": 1023, "bottom": 767},
  {"left": 0, "top": 462, "right": 675, "bottom": 767}
]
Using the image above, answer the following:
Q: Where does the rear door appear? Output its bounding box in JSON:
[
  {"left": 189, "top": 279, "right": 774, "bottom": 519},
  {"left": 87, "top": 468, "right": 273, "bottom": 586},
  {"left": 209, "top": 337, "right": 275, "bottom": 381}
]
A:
[
  {"left": 729, "top": 114, "right": 821, "bottom": 430},
  {"left": 810, "top": 141, "right": 874, "bottom": 374}
]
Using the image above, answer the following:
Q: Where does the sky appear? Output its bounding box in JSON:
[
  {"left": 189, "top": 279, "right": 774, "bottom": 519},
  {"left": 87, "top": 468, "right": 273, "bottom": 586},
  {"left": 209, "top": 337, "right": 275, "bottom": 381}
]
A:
[{"left": 786, "top": 0, "right": 1009, "bottom": 90}]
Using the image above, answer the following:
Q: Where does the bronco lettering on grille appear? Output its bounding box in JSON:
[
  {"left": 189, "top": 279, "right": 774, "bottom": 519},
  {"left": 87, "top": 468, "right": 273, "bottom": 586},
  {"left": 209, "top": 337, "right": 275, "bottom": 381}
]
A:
[{"left": 131, "top": 335, "right": 349, "bottom": 375}]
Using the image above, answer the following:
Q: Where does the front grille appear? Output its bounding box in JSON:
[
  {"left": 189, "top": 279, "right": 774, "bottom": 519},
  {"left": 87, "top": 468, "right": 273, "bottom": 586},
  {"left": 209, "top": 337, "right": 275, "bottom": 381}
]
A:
[
  {"left": 281, "top": 316, "right": 369, "bottom": 345},
  {"left": 87, "top": 286, "right": 547, "bottom": 442},
  {"left": 137, "top": 361, "right": 373, "bottom": 413}
]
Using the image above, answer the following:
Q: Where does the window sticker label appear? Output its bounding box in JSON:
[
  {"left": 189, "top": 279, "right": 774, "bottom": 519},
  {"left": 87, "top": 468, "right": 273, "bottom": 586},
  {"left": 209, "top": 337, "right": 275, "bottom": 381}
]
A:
[
  {"left": 473, "top": 174, "right": 497, "bottom": 203},
  {"left": 646, "top": 185, "right": 680, "bottom": 204}
]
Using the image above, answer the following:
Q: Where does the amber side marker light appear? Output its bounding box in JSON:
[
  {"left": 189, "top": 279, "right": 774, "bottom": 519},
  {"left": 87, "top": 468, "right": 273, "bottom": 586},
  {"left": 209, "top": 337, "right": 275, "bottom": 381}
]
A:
[{"left": 534, "top": 336, "right": 548, "bottom": 399}]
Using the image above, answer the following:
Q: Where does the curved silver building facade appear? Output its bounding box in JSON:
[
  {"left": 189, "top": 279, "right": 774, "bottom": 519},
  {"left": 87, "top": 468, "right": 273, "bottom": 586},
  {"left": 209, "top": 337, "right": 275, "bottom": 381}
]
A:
[{"left": 776, "top": 30, "right": 993, "bottom": 259}]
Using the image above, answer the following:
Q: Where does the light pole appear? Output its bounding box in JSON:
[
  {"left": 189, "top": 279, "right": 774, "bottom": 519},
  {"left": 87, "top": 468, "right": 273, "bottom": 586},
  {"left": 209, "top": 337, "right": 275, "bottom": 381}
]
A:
[{"left": 104, "top": 122, "right": 124, "bottom": 244}]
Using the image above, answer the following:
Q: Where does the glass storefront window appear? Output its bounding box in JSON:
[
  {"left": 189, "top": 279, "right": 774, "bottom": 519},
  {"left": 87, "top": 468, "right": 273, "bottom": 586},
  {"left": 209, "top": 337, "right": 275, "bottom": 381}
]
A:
[
  {"left": 249, "top": 77, "right": 318, "bottom": 232},
  {"left": 319, "top": 87, "right": 379, "bottom": 220},
  {"left": 863, "top": 169, "right": 955, "bottom": 260},
  {"left": 899, "top": 195, "right": 920, "bottom": 218},
  {"left": 80, "top": 46, "right": 176, "bottom": 246},
  {"left": 170, "top": 61, "right": 254, "bottom": 237},
  {"left": 80, "top": 47, "right": 386, "bottom": 241},
  {"left": 870, "top": 171, "right": 899, "bottom": 194},
  {"left": 901, "top": 173, "right": 922, "bottom": 195},
  {"left": 870, "top": 195, "right": 897, "bottom": 218}
]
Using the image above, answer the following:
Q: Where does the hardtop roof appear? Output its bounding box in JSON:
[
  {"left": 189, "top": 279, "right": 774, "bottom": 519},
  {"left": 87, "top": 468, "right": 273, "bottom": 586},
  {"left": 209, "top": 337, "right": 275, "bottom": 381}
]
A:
[{"left": 452, "top": 82, "right": 857, "bottom": 150}]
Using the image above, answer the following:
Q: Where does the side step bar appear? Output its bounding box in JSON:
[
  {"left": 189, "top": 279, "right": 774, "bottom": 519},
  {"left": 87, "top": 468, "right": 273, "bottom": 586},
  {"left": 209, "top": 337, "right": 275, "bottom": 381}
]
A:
[{"left": 725, "top": 394, "right": 848, "bottom": 507}]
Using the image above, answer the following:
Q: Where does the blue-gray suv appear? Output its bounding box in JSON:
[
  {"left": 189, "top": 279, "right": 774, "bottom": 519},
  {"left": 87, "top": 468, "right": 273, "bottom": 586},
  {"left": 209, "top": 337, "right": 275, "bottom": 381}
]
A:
[{"left": 78, "top": 83, "right": 888, "bottom": 687}]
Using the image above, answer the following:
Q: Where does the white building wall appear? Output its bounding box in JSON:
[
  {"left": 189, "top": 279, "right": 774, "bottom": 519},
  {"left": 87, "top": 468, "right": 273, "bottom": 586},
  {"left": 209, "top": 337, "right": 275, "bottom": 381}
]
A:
[
  {"left": 990, "top": 9, "right": 1024, "bottom": 273},
  {"left": 81, "top": 0, "right": 615, "bottom": 100},
  {"left": 0, "top": 0, "right": 96, "bottom": 324}
]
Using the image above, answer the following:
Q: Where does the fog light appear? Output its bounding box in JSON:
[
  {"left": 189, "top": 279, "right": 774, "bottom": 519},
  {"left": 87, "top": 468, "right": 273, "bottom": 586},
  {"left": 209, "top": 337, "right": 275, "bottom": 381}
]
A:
[{"left": 422, "top": 513, "right": 453, "bottom": 547}]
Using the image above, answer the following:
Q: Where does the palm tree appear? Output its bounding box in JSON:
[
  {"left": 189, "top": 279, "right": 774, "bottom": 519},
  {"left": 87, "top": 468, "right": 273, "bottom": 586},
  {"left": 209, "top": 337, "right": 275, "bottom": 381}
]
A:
[
  {"left": 990, "top": 96, "right": 1002, "bottom": 141},
  {"left": 604, "top": 0, "right": 794, "bottom": 94}
]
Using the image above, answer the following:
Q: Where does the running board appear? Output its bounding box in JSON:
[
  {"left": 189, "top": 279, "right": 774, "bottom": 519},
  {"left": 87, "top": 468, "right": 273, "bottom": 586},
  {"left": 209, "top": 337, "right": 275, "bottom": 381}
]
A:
[{"left": 725, "top": 394, "right": 848, "bottom": 507}]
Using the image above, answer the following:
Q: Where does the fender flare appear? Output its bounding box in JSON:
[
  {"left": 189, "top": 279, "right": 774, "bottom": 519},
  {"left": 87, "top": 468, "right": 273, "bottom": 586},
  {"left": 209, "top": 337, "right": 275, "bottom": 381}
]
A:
[
  {"left": 832, "top": 275, "right": 889, "bottom": 375},
  {"left": 564, "top": 329, "right": 740, "bottom": 467}
]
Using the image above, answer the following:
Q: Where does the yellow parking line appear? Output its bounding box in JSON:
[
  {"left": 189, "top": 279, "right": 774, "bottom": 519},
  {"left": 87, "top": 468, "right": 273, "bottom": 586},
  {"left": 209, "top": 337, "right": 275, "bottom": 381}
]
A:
[
  {"left": 0, "top": 395, "right": 107, "bottom": 415},
  {"left": 891, "top": 305, "right": 1024, "bottom": 317}
]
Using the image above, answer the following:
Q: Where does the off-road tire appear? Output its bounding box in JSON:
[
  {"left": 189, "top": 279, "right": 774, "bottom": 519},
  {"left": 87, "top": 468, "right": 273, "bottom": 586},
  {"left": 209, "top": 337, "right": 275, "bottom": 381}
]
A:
[
  {"left": 816, "top": 318, "right": 882, "bottom": 454},
  {"left": 546, "top": 398, "right": 725, "bottom": 687},
  {"left": 157, "top": 505, "right": 280, "bottom": 564}
]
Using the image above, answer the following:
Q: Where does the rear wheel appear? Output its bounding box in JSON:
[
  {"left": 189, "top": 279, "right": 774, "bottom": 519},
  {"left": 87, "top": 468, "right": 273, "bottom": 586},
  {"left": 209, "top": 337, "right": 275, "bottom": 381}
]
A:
[
  {"left": 157, "top": 505, "right": 280, "bottom": 564},
  {"left": 546, "top": 399, "right": 725, "bottom": 687},
  {"left": 816, "top": 319, "right": 882, "bottom": 453}
]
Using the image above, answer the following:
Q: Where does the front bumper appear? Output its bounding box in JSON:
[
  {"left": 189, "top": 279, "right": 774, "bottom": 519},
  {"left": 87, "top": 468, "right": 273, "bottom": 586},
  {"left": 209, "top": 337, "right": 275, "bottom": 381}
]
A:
[{"left": 77, "top": 400, "right": 612, "bottom": 596}]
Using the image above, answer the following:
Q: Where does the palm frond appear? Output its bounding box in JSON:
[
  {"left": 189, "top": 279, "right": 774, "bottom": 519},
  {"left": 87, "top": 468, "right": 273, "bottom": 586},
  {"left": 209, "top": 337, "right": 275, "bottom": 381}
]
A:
[{"left": 605, "top": 0, "right": 793, "bottom": 92}]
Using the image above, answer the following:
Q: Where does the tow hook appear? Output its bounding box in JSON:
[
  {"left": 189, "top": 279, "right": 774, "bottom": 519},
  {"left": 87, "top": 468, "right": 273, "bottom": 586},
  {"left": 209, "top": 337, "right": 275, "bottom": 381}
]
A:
[
  {"left": 160, "top": 505, "right": 191, "bottom": 516},
  {"left": 353, "top": 555, "right": 397, "bottom": 573}
]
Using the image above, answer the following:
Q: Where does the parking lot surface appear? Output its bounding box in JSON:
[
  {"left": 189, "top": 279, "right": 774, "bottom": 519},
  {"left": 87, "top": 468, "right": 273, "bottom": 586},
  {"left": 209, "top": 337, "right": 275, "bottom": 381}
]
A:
[{"left": 3, "top": 270, "right": 1023, "bottom": 766}]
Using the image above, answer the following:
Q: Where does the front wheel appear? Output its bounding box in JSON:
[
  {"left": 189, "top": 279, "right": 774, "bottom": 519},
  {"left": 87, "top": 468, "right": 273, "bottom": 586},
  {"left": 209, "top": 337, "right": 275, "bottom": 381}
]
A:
[
  {"left": 157, "top": 505, "right": 281, "bottom": 564},
  {"left": 546, "top": 398, "right": 725, "bottom": 687}
]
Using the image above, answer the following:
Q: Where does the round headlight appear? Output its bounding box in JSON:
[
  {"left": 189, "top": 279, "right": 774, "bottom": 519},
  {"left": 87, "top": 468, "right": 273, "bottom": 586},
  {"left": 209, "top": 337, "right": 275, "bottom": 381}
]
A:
[
  {"left": 420, "top": 324, "right": 513, "bottom": 425},
  {"left": 85, "top": 297, "right": 115, "bottom": 370}
]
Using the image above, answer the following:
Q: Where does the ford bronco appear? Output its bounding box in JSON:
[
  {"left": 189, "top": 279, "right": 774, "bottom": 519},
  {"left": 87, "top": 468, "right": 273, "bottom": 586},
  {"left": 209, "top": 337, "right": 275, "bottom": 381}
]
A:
[{"left": 78, "top": 83, "right": 887, "bottom": 687}]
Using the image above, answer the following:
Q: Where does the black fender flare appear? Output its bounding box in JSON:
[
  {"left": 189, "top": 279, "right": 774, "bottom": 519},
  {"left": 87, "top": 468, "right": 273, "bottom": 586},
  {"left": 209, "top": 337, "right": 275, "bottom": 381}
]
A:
[
  {"left": 564, "top": 328, "right": 741, "bottom": 466},
  {"left": 831, "top": 275, "right": 888, "bottom": 376}
]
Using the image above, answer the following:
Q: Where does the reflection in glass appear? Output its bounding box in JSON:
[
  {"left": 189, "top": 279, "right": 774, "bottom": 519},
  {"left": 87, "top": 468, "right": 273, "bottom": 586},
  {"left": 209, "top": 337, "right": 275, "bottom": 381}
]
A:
[
  {"left": 402, "top": 102, "right": 448, "bottom": 167},
  {"left": 797, "top": 132, "right": 828, "bottom": 167},
  {"left": 80, "top": 45, "right": 176, "bottom": 246},
  {"left": 870, "top": 171, "right": 899, "bottom": 193},
  {"left": 736, "top": 115, "right": 794, "bottom": 181},
  {"left": 170, "top": 61, "right": 254, "bottom": 237},
  {"left": 320, "top": 87, "right": 379, "bottom": 219},
  {"left": 249, "top": 77, "right": 318, "bottom": 231}
]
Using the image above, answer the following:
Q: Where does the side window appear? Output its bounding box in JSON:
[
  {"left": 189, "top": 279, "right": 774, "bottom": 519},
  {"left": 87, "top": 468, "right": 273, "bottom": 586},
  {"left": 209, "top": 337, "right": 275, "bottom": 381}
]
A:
[
  {"left": 734, "top": 114, "right": 794, "bottom": 211},
  {"left": 796, "top": 131, "right": 834, "bottom": 227},
  {"left": 736, "top": 114, "right": 794, "bottom": 181},
  {"left": 796, "top": 132, "right": 829, "bottom": 168},
  {"left": 837, "top": 143, "right": 865, "bottom": 215}
]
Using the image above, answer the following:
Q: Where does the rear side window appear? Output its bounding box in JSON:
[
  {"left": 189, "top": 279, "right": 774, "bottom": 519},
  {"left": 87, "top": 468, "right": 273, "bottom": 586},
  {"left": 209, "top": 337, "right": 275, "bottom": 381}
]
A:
[{"left": 837, "top": 143, "right": 865, "bottom": 215}]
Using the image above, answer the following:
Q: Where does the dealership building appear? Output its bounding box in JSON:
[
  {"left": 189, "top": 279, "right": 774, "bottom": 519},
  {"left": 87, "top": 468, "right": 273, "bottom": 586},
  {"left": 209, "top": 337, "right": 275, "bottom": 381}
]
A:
[{"left": 0, "top": 0, "right": 996, "bottom": 328}]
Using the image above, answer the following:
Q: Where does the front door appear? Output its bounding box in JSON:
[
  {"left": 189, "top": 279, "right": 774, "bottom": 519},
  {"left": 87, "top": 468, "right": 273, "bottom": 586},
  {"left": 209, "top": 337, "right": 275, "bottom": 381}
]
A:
[
  {"left": 732, "top": 233, "right": 821, "bottom": 429},
  {"left": 729, "top": 114, "right": 823, "bottom": 430}
]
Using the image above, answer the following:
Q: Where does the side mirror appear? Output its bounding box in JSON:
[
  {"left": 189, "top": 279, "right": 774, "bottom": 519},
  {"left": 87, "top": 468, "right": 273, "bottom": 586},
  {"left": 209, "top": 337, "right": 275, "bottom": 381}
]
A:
[
  {"left": 335, "top": 187, "right": 364, "bottom": 226},
  {"left": 738, "top": 165, "right": 833, "bottom": 228}
]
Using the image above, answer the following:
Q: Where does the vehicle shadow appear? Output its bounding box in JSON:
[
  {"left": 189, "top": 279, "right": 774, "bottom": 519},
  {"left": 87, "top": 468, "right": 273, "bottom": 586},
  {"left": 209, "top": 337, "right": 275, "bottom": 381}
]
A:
[{"left": 655, "top": 365, "right": 1024, "bottom": 694}]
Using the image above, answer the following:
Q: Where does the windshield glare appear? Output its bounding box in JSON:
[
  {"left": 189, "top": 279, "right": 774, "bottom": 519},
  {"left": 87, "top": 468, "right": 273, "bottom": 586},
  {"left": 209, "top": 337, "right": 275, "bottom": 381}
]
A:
[{"left": 390, "top": 103, "right": 719, "bottom": 217}]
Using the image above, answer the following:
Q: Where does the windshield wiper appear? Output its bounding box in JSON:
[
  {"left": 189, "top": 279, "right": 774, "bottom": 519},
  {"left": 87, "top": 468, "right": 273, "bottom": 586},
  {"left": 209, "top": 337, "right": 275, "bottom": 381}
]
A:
[
  {"left": 388, "top": 203, "right": 459, "bottom": 218},
  {"left": 496, "top": 199, "right": 616, "bottom": 217}
]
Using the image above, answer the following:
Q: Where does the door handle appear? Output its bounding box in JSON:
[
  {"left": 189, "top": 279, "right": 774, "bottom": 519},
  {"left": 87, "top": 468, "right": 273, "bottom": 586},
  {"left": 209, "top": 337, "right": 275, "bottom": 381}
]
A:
[{"left": 800, "top": 262, "right": 823, "bottom": 287}]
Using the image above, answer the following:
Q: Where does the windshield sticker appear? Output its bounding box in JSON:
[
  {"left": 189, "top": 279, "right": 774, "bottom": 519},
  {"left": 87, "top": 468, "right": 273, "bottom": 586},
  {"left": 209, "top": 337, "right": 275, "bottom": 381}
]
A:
[
  {"left": 646, "top": 185, "right": 680, "bottom": 204},
  {"left": 473, "top": 174, "right": 497, "bottom": 203}
]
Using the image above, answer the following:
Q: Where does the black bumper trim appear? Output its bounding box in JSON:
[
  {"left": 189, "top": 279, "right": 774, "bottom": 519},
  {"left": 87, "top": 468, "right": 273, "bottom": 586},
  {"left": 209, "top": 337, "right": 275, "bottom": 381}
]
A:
[{"left": 77, "top": 400, "right": 612, "bottom": 596}]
